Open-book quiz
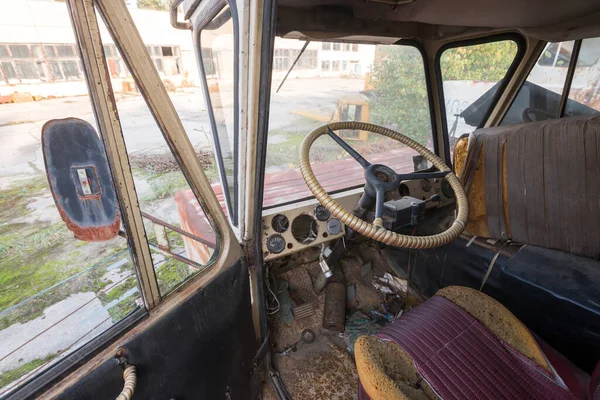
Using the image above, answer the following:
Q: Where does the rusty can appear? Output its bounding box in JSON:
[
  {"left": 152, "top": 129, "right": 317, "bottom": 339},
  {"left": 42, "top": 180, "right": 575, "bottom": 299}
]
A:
[{"left": 323, "top": 282, "right": 346, "bottom": 332}]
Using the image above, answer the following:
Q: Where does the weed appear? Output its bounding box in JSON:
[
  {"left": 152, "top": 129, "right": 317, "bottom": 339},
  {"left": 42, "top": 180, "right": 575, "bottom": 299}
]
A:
[
  {"left": 107, "top": 294, "right": 139, "bottom": 322},
  {"left": 0, "top": 353, "right": 57, "bottom": 388},
  {"left": 155, "top": 256, "right": 193, "bottom": 296}
]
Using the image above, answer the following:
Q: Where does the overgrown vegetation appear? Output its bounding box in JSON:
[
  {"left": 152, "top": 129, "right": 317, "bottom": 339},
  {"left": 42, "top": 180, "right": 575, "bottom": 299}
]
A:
[
  {"left": 369, "top": 41, "right": 517, "bottom": 144},
  {"left": 136, "top": 0, "right": 168, "bottom": 11},
  {"left": 0, "top": 177, "right": 47, "bottom": 221},
  {"left": 129, "top": 150, "right": 219, "bottom": 201},
  {"left": 0, "top": 353, "right": 57, "bottom": 388},
  {"left": 107, "top": 293, "right": 139, "bottom": 322},
  {"left": 155, "top": 256, "right": 193, "bottom": 296},
  {"left": 369, "top": 46, "right": 432, "bottom": 145},
  {"left": 440, "top": 41, "right": 517, "bottom": 81}
]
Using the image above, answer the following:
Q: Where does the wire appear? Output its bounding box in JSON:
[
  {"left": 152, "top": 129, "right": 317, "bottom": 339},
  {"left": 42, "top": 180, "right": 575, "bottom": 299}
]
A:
[{"left": 264, "top": 266, "right": 280, "bottom": 315}]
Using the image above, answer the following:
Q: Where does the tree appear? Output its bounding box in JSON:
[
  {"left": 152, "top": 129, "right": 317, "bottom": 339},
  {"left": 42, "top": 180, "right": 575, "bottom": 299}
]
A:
[
  {"left": 369, "top": 41, "right": 517, "bottom": 144},
  {"left": 137, "top": 0, "right": 168, "bottom": 11},
  {"left": 440, "top": 41, "right": 517, "bottom": 81},
  {"left": 369, "top": 46, "right": 432, "bottom": 145}
]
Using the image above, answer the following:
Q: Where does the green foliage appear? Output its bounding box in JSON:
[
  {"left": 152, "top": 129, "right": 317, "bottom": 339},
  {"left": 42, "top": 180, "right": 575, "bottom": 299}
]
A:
[
  {"left": 136, "top": 0, "right": 168, "bottom": 11},
  {"left": 369, "top": 41, "right": 517, "bottom": 145},
  {"left": 155, "top": 257, "right": 193, "bottom": 296},
  {"left": 369, "top": 46, "right": 432, "bottom": 145},
  {"left": 107, "top": 294, "right": 138, "bottom": 322},
  {"left": 0, "top": 353, "right": 57, "bottom": 388},
  {"left": 440, "top": 41, "right": 518, "bottom": 81},
  {"left": 100, "top": 277, "right": 137, "bottom": 304},
  {"left": 144, "top": 171, "right": 189, "bottom": 201},
  {"left": 0, "top": 177, "right": 47, "bottom": 221}
]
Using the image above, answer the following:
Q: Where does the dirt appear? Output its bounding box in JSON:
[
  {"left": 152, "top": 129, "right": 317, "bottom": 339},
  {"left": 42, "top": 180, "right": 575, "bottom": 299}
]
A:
[{"left": 129, "top": 149, "right": 215, "bottom": 174}]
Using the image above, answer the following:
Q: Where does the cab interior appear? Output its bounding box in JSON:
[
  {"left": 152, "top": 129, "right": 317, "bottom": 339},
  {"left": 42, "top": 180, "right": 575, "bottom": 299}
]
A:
[{"left": 4, "top": 0, "right": 600, "bottom": 398}]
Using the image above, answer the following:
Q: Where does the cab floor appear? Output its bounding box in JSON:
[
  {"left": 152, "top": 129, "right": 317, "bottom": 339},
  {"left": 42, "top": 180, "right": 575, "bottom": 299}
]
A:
[{"left": 262, "top": 244, "right": 394, "bottom": 400}]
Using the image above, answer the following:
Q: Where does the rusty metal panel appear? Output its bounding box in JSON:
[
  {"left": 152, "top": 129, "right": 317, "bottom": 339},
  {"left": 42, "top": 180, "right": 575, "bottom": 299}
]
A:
[
  {"left": 175, "top": 189, "right": 217, "bottom": 264},
  {"left": 42, "top": 118, "right": 120, "bottom": 241}
]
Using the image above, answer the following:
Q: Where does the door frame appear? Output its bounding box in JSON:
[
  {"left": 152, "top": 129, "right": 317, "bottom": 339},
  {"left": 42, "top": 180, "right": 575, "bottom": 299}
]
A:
[{"left": 25, "top": 0, "right": 244, "bottom": 397}]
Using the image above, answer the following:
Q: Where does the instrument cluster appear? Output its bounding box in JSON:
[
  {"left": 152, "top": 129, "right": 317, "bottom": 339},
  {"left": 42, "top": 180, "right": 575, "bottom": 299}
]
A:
[
  {"left": 261, "top": 177, "right": 455, "bottom": 260},
  {"left": 261, "top": 190, "right": 362, "bottom": 261}
]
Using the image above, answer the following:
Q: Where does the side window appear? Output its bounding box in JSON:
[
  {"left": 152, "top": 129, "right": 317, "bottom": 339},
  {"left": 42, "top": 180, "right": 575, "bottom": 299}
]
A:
[
  {"left": 0, "top": 39, "right": 140, "bottom": 400},
  {"left": 0, "top": 5, "right": 220, "bottom": 394},
  {"left": 439, "top": 39, "right": 520, "bottom": 143},
  {"left": 98, "top": 22, "right": 219, "bottom": 298},
  {"left": 501, "top": 41, "right": 575, "bottom": 125},
  {"left": 564, "top": 38, "right": 600, "bottom": 116},
  {"left": 501, "top": 38, "right": 600, "bottom": 124},
  {"left": 199, "top": 6, "right": 238, "bottom": 225},
  {"left": 263, "top": 42, "right": 433, "bottom": 207}
]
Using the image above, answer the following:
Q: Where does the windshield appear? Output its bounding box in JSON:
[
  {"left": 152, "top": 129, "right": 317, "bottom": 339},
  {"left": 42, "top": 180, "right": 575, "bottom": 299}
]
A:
[{"left": 264, "top": 41, "right": 433, "bottom": 207}]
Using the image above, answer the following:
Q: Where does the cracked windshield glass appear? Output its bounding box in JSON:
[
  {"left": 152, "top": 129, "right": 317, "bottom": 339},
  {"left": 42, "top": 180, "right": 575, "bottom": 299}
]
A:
[
  {"left": 265, "top": 41, "right": 433, "bottom": 207},
  {"left": 0, "top": 1, "right": 219, "bottom": 394}
]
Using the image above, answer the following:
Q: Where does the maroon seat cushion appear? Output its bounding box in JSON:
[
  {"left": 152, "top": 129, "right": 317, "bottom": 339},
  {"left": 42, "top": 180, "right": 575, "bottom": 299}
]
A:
[{"left": 358, "top": 295, "right": 587, "bottom": 400}]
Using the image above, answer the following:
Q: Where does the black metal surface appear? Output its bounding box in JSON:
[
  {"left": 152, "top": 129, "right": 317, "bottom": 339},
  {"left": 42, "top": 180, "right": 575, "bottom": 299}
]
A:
[
  {"left": 385, "top": 239, "right": 600, "bottom": 373},
  {"left": 54, "top": 260, "right": 259, "bottom": 400},
  {"left": 252, "top": 0, "right": 277, "bottom": 344}
]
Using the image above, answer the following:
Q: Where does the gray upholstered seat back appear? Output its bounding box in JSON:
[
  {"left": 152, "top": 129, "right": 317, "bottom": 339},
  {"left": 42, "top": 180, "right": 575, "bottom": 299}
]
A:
[{"left": 460, "top": 114, "right": 600, "bottom": 258}]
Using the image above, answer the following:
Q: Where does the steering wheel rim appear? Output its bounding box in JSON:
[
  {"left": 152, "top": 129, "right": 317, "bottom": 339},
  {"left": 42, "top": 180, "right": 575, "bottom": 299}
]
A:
[{"left": 298, "top": 121, "right": 469, "bottom": 249}]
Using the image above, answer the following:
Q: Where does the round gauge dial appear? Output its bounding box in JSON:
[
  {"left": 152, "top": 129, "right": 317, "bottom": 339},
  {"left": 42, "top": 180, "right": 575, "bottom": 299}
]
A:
[
  {"left": 271, "top": 214, "right": 289, "bottom": 233},
  {"left": 441, "top": 180, "right": 454, "bottom": 198},
  {"left": 314, "top": 204, "right": 331, "bottom": 221},
  {"left": 266, "top": 234, "right": 286, "bottom": 254},
  {"left": 420, "top": 178, "right": 432, "bottom": 192},
  {"left": 291, "top": 215, "right": 319, "bottom": 244},
  {"left": 327, "top": 218, "right": 343, "bottom": 235}
]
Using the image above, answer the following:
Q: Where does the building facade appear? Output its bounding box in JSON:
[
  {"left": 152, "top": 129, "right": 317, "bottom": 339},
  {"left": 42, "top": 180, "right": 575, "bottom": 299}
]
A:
[{"left": 0, "top": 0, "right": 198, "bottom": 98}]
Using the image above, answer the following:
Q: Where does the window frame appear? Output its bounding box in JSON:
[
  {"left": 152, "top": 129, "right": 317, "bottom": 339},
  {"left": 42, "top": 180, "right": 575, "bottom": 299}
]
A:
[
  {"left": 435, "top": 33, "right": 526, "bottom": 166},
  {"left": 195, "top": 2, "right": 240, "bottom": 226},
  {"left": 262, "top": 40, "right": 440, "bottom": 210},
  {"left": 4, "top": 1, "right": 238, "bottom": 396},
  {"left": 497, "top": 38, "right": 600, "bottom": 124}
]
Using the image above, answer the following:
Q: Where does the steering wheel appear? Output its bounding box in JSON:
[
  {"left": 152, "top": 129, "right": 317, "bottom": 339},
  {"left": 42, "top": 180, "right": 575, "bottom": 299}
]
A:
[
  {"left": 298, "top": 121, "right": 469, "bottom": 249},
  {"left": 522, "top": 108, "right": 555, "bottom": 123}
]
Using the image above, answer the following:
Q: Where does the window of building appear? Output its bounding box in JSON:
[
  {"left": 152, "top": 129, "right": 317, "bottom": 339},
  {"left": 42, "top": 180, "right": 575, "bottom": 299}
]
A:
[
  {"left": 265, "top": 43, "right": 434, "bottom": 207},
  {"left": 322, "top": 42, "right": 331, "bottom": 51},
  {"left": 333, "top": 43, "right": 341, "bottom": 51},
  {"left": 342, "top": 60, "right": 347, "bottom": 71},
  {"left": 352, "top": 44, "right": 359, "bottom": 52},
  {"left": 0, "top": 44, "right": 9, "bottom": 58},
  {"left": 343, "top": 44, "right": 351, "bottom": 51},
  {"left": 439, "top": 38, "right": 521, "bottom": 144},
  {"left": 199, "top": 6, "right": 238, "bottom": 223},
  {"left": 146, "top": 45, "right": 182, "bottom": 76},
  {"left": 273, "top": 48, "right": 318, "bottom": 71}
]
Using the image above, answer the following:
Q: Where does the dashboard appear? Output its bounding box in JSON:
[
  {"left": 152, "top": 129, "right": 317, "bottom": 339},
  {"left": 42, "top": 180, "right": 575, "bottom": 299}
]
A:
[{"left": 261, "top": 177, "right": 455, "bottom": 261}]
